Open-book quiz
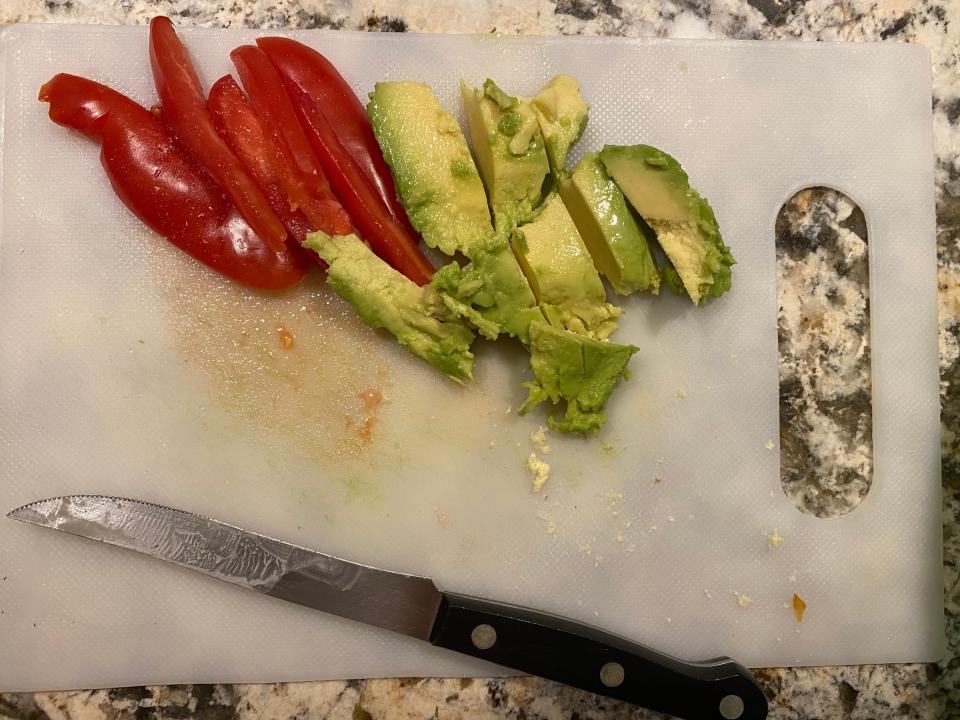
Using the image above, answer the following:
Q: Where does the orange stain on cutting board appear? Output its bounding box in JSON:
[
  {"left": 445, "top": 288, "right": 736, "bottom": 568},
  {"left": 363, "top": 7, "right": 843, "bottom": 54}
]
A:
[
  {"left": 158, "top": 260, "right": 395, "bottom": 461},
  {"left": 346, "top": 387, "right": 385, "bottom": 447}
]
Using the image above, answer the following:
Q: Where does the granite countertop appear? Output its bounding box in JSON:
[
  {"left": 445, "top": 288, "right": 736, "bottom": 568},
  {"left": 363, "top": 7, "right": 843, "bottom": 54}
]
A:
[{"left": 1, "top": 0, "right": 957, "bottom": 717}]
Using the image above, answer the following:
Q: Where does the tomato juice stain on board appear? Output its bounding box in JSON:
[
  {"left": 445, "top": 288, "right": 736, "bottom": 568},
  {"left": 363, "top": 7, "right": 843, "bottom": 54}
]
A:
[
  {"left": 277, "top": 327, "right": 295, "bottom": 349},
  {"left": 345, "top": 387, "right": 386, "bottom": 448},
  {"left": 153, "top": 249, "right": 395, "bottom": 467},
  {"left": 359, "top": 387, "right": 383, "bottom": 411}
]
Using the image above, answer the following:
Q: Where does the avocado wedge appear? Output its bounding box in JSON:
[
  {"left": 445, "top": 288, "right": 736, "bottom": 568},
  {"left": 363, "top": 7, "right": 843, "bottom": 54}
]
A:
[
  {"left": 304, "top": 232, "right": 475, "bottom": 383},
  {"left": 598, "top": 144, "right": 734, "bottom": 304},
  {"left": 512, "top": 192, "right": 620, "bottom": 340},
  {"left": 367, "top": 81, "right": 493, "bottom": 257},
  {"left": 530, "top": 75, "right": 589, "bottom": 178},
  {"left": 560, "top": 152, "right": 660, "bottom": 296},
  {"left": 460, "top": 79, "right": 550, "bottom": 233}
]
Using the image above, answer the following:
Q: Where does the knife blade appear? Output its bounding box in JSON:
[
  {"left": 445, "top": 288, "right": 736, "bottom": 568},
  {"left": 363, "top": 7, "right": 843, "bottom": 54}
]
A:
[{"left": 7, "top": 495, "right": 767, "bottom": 720}]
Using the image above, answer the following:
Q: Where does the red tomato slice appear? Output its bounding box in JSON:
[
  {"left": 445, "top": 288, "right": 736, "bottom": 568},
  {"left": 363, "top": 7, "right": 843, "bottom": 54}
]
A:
[
  {"left": 148, "top": 17, "right": 288, "bottom": 253},
  {"left": 290, "top": 84, "right": 435, "bottom": 286},
  {"left": 208, "top": 75, "right": 316, "bottom": 255},
  {"left": 40, "top": 73, "right": 307, "bottom": 291},
  {"left": 228, "top": 45, "right": 352, "bottom": 237},
  {"left": 255, "top": 36, "right": 417, "bottom": 236}
]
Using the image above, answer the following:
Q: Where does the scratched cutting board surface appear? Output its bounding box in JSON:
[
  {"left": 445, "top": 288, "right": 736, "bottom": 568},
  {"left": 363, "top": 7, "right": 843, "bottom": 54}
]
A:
[{"left": 0, "top": 25, "right": 942, "bottom": 691}]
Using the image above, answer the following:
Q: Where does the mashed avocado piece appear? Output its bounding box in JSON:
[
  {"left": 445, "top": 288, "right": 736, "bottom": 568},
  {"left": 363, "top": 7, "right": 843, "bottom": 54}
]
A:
[
  {"left": 432, "top": 235, "right": 545, "bottom": 342},
  {"left": 519, "top": 321, "right": 638, "bottom": 434},
  {"left": 304, "top": 232, "right": 475, "bottom": 383}
]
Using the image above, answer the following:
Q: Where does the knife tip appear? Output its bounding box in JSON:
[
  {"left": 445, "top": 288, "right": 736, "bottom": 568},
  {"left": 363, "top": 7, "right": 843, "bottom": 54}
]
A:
[
  {"left": 6, "top": 497, "right": 56, "bottom": 522},
  {"left": 6, "top": 503, "right": 31, "bottom": 520}
]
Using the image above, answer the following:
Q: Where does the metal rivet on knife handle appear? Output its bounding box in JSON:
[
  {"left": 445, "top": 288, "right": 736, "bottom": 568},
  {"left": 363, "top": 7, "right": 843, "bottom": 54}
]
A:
[
  {"left": 719, "top": 694, "right": 745, "bottom": 719},
  {"left": 470, "top": 623, "right": 497, "bottom": 650},
  {"left": 599, "top": 661, "right": 625, "bottom": 688}
]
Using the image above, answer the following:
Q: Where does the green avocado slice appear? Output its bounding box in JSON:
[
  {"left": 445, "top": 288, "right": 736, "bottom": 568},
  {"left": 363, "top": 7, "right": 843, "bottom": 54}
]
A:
[
  {"left": 599, "top": 144, "right": 734, "bottom": 304},
  {"left": 460, "top": 79, "right": 550, "bottom": 233},
  {"left": 512, "top": 193, "right": 621, "bottom": 340},
  {"left": 304, "top": 232, "right": 475, "bottom": 383},
  {"left": 367, "top": 81, "right": 493, "bottom": 257},
  {"left": 530, "top": 75, "right": 589, "bottom": 178},
  {"left": 560, "top": 152, "right": 660, "bottom": 296}
]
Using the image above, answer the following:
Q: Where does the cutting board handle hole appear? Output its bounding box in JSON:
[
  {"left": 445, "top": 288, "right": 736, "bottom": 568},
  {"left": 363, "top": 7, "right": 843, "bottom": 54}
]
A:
[{"left": 775, "top": 187, "right": 873, "bottom": 518}]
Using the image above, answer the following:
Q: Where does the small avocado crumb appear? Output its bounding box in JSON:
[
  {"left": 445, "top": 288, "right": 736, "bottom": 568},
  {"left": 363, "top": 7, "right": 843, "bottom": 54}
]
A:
[
  {"left": 530, "top": 426, "right": 551, "bottom": 454},
  {"left": 765, "top": 529, "right": 784, "bottom": 550},
  {"left": 527, "top": 452, "right": 551, "bottom": 492}
]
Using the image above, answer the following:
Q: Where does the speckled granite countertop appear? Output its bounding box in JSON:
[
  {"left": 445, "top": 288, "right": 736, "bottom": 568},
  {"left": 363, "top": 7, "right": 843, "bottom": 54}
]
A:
[{"left": 1, "top": 0, "right": 957, "bottom": 718}]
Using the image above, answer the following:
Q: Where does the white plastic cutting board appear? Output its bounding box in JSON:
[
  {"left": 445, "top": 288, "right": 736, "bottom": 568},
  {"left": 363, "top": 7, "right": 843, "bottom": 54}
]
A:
[{"left": 0, "top": 25, "right": 942, "bottom": 691}]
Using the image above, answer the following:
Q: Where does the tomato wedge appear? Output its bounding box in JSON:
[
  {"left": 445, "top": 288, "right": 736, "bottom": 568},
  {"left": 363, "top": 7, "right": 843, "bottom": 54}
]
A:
[
  {"left": 228, "top": 45, "right": 352, "bottom": 237},
  {"left": 290, "top": 84, "right": 435, "bottom": 286},
  {"left": 208, "top": 75, "right": 316, "bottom": 254},
  {"left": 39, "top": 73, "right": 307, "bottom": 291},
  {"left": 148, "top": 16, "right": 287, "bottom": 253},
  {"left": 255, "top": 37, "right": 416, "bottom": 235}
]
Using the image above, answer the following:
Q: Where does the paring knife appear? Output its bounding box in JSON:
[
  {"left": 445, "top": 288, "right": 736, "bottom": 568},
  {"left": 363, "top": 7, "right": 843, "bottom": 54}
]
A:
[{"left": 7, "top": 495, "right": 767, "bottom": 720}]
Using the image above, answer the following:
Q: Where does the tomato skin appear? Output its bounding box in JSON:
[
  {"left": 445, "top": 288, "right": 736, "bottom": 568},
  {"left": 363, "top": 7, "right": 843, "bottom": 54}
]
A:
[
  {"left": 148, "top": 16, "right": 288, "bottom": 253},
  {"left": 290, "top": 84, "right": 435, "bottom": 286},
  {"left": 40, "top": 73, "right": 307, "bottom": 291},
  {"left": 228, "top": 45, "right": 352, "bottom": 237},
  {"left": 255, "top": 36, "right": 416, "bottom": 235}
]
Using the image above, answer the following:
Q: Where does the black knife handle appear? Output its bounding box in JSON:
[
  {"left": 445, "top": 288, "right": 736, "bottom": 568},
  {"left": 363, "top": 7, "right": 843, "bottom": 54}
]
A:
[{"left": 430, "top": 593, "right": 767, "bottom": 720}]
